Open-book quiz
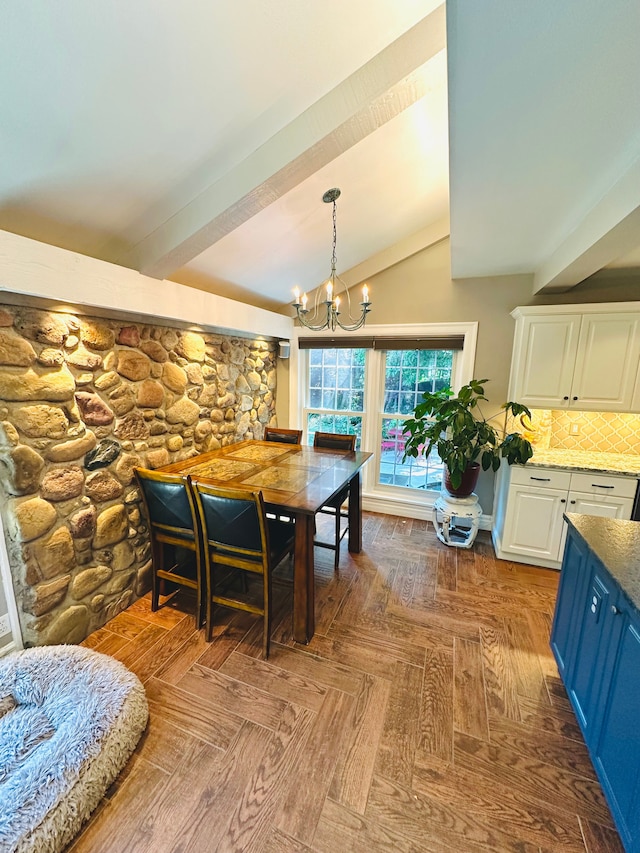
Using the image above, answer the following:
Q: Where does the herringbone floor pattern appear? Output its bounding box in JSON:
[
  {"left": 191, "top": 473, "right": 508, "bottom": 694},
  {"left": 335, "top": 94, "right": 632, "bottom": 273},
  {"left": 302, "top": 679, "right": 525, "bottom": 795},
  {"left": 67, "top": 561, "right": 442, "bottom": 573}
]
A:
[{"left": 69, "top": 513, "right": 624, "bottom": 853}]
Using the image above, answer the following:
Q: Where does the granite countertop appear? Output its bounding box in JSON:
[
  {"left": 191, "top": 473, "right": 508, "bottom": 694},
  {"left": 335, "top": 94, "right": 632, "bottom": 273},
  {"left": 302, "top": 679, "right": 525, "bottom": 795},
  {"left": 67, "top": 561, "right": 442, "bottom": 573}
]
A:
[
  {"left": 565, "top": 513, "right": 640, "bottom": 611},
  {"left": 526, "top": 449, "right": 640, "bottom": 478}
]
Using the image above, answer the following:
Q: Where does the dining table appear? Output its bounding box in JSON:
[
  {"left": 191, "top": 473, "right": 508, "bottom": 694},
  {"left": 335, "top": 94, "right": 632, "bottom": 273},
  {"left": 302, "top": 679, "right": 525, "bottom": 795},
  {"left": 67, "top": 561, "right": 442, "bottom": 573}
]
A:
[{"left": 156, "top": 439, "right": 372, "bottom": 644}]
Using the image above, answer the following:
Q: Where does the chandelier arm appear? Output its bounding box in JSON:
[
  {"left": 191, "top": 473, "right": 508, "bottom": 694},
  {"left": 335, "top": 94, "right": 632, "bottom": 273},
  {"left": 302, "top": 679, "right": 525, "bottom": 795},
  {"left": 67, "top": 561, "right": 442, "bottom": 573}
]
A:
[{"left": 295, "top": 304, "right": 334, "bottom": 332}]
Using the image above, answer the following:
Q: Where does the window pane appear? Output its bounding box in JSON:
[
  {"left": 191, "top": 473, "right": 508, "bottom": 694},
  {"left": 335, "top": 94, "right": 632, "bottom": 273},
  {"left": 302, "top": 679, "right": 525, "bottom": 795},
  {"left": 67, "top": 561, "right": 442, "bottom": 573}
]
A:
[
  {"left": 400, "top": 368, "right": 417, "bottom": 391},
  {"left": 323, "top": 366, "right": 337, "bottom": 388},
  {"left": 309, "top": 367, "right": 322, "bottom": 387},
  {"left": 337, "top": 367, "right": 351, "bottom": 388},
  {"left": 386, "top": 367, "right": 400, "bottom": 391},
  {"left": 322, "top": 389, "right": 337, "bottom": 409},
  {"left": 306, "top": 348, "right": 365, "bottom": 412},
  {"left": 384, "top": 390, "right": 399, "bottom": 414}
]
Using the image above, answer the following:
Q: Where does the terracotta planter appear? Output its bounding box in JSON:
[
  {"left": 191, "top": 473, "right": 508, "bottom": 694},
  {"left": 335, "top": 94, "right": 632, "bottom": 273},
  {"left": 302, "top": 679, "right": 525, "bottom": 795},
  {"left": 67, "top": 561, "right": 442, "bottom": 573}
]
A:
[{"left": 444, "top": 462, "right": 481, "bottom": 498}]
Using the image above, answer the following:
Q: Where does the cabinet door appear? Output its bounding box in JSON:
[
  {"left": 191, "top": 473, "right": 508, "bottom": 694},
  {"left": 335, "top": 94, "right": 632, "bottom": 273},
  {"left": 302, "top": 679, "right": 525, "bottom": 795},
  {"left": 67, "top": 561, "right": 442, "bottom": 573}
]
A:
[
  {"left": 501, "top": 483, "right": 567, "bottom": 562},
  {"left": 567, "top": 492, "right": 634, "bottom": 520},
  {"left": 511, "top": 315, "right": 580, "bottom": 408},
  {"left": 551, "top": 529, "right": 591, "bottom": 680},
  {"left": 594, "top": 611, "right": 640, "bottom": 851},
  {"left": 568, "top": 564, "right": 617, "bottom": 745},
  {"left": 571, "top": 313, "right": 640, "bottom": 411}
]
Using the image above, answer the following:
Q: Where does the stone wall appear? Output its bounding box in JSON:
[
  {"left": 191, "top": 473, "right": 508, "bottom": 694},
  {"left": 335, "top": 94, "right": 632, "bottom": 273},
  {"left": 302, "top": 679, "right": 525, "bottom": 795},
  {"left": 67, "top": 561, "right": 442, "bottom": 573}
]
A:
[{"left": 0, "top": 304, "right": 277, "bottom": 646}]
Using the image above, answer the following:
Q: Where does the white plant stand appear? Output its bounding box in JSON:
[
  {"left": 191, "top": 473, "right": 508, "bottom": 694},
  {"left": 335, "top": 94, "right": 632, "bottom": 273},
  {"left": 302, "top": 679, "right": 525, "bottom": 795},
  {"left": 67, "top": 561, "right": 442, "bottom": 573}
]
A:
[{"left": 432, "top": 492, "right": 482, "bottom": 549}]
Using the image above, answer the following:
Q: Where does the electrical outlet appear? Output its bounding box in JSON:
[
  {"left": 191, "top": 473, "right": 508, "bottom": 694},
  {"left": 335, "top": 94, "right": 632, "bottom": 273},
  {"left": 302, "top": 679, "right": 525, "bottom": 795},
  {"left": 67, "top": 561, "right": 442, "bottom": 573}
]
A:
[
  {"left": 0, "top": 613, "right": 11, "bottom": 638},
  {"left": 569, "top": 423, "right": 580, "bottom": 436}
]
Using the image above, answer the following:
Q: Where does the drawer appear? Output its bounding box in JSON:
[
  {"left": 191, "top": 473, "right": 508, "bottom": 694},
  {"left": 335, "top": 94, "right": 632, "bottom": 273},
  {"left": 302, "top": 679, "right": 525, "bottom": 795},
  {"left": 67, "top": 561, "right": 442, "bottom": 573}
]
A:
[
  {"left": 569, "top": 472, "right": 638, "bottom": 499},
  {"left": 510, "top": 466, "right": 572, "bottom": 490}
]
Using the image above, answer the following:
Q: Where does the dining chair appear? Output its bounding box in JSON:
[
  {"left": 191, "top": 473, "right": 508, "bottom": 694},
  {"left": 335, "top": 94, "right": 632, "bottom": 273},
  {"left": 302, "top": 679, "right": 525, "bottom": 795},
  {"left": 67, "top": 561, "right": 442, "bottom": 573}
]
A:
[
  {"left": 264, "top": 426, "right": 302, "bottom": 444},
  {"left": 191, "top": 482, "right": 295, "bottom": 657},
  {"left": 313, "top": 432, "right": 357, "bottom": 570},
  {"left": 134, "top": 467, "right": 204, "bottom": 627},
  {"left": 263, "top": 426, "right": 302, "bottom": 523}
]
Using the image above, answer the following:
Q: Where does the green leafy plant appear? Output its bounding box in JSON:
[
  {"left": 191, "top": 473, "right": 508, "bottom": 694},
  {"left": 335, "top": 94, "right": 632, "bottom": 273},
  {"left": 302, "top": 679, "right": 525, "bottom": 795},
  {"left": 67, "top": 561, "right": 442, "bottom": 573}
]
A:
[{"left": 402, "top": 379, "right": 534, "bottom": 490}]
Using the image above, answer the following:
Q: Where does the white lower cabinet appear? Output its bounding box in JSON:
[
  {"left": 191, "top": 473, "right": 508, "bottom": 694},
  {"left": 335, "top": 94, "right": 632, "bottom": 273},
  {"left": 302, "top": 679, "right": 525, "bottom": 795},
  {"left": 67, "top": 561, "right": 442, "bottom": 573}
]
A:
[{"left": 493, "top": 466, "right": 637, "bottom": 569}]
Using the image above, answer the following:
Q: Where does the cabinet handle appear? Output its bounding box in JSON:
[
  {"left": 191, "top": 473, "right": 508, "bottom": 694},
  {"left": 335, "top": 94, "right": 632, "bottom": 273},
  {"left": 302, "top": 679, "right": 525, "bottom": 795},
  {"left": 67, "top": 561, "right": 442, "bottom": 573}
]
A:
[
  {"left": 592, "top": 484, "right": 614, "bottom": 489},
  {"left": 572, "top": 396, "right": 578, "bottom": 401},
  {"left": 570, "top": 500, "right": 576, "bottom": 504},
  {"left": 530, "top": 477, "right": 551, "bottom": 482},
  {"left": 563, "top": 396, "right": 569, "bottom": 401},
  {"left": 611, "top": 605, "right": 621, "bottom": 615},
  {"left": 560, "top": 498, "right": 566, "bottom": 504}
]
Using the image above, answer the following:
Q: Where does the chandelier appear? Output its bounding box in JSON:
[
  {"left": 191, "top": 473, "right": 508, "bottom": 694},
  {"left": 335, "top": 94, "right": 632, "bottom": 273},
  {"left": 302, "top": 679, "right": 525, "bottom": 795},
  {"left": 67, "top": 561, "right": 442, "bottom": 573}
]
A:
[{"left": 292, "top": 188, "right": 371, "bottom": 332}]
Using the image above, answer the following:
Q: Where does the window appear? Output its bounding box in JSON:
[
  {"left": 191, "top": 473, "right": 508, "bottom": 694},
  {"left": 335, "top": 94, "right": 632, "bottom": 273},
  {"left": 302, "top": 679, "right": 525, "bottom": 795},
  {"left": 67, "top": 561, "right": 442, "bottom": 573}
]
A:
[{"left": 293, "top": 323, "right": 477, "bottom": 513}]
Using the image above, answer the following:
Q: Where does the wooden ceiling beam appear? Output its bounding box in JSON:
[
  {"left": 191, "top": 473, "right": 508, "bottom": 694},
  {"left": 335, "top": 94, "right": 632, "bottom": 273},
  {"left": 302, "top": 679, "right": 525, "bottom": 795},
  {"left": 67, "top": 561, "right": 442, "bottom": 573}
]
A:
[{"left": 118, "top": 5, "right": 445, "bottom": 280}]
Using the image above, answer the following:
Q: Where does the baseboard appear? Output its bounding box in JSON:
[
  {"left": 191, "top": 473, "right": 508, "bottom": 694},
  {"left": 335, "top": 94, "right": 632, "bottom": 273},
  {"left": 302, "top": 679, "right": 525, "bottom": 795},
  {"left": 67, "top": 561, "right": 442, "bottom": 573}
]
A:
[
  {"left": 0, "top": 639, "right": 19, "bottom": 658},
  {"left": 362, "top": 492, "right": 493, "bottom": 530}
]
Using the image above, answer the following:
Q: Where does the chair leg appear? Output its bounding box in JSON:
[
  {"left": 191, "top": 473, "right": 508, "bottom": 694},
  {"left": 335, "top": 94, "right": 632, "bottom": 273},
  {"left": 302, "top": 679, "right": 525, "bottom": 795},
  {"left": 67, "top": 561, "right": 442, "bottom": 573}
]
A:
[
  {"left": 334, "top": 509, "right": 341, "bottom": 571},
  {"left": 151, "top": 540, "right": 162, "bottom": 612},
  {"left": 205, "top": 558, "right": 214, "bottom": 642},
  {"left": 263, "top": 572, "right": 272, "bottom": 659}
]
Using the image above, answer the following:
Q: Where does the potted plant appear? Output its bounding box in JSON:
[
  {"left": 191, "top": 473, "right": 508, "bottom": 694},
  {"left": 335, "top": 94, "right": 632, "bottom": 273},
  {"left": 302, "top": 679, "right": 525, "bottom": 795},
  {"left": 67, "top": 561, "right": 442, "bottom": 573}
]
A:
[{"left": 402, "top": 379, "right": 534, "bottom": 497}]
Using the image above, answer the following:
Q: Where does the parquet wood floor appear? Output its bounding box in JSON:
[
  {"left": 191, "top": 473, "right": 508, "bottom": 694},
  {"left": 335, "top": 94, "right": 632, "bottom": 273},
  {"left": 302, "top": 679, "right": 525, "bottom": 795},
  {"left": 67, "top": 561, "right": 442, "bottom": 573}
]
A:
[{"left": 68, "top": 513, "right": 624, "bottom": 853}]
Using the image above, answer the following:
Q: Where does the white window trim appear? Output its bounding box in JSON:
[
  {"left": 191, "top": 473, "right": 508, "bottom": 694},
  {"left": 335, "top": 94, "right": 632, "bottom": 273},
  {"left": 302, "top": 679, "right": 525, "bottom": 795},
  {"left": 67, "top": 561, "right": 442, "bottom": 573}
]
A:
[{"left": 289, "top": 322, "right": 479, "bottom": 521}]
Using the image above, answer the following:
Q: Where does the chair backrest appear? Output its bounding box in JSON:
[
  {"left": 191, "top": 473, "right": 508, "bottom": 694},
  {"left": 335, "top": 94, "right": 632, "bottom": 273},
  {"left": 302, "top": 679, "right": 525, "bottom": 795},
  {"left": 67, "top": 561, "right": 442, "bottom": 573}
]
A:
[
  {"left": 313, "top": 432, "right": 357, "bottom": 451},
  {"left": 134, "top": 468, "right": 197, "bottom": 543},
  {"left": 264, "top": 427, "right": 302, "bottom": 444},
  {"left": 191, "top": 482, "right": 269, "bottom": 573}
]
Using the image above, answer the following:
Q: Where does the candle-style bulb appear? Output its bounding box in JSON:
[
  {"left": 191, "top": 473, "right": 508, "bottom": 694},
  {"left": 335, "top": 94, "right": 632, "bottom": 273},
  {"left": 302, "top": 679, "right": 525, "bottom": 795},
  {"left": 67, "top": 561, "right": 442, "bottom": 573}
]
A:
[
  {"left": 362, "top": 284, "right": 369, "bottom": 303},
  {"left": 293, "top": 286, "right": 300, "bottom": 302},
  {"left": 301, "top": 293, "right": 308, "bottom": 309},
  {"left": 326, "top": 280, "right": 333, "bottom": 300},
  {"left": 334, "top": 295, "right": 340, "bottom": 311}
]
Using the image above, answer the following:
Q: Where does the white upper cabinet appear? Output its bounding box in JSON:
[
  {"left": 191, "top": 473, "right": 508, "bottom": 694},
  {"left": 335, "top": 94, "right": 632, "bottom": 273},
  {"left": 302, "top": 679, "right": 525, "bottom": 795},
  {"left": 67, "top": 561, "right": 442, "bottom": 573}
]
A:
[
  {"left": 509, "top": 304, "right": 640, "bottom": 412},
  {"left": 510, "top": 314, "right": 580, "bottom": 409}
]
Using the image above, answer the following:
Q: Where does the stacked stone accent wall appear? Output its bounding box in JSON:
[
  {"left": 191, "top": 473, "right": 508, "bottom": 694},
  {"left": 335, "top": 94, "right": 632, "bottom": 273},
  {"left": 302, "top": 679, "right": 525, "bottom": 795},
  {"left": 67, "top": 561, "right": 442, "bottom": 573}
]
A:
[{"left": 0, "top": 304, "right": 277, "bottom": 646}]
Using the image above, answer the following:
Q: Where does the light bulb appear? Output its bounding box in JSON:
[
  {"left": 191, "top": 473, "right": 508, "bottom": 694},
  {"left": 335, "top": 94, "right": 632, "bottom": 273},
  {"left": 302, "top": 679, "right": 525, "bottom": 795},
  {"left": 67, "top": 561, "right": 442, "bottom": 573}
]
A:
[{"left": 362, "top": 284, "right": 369, "bottom": 303}]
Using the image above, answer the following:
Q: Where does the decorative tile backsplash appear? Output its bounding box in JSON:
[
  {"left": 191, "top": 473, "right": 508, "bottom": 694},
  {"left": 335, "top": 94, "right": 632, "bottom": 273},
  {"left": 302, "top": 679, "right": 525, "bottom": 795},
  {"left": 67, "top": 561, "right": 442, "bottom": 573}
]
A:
[{"left": 523, "top": 409, "right": 640, "bottom": 456}]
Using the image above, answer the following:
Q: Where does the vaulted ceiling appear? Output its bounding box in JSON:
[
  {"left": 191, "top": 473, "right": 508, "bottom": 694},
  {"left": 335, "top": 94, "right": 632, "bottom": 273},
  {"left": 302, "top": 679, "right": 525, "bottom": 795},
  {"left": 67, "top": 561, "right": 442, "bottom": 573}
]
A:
[{"left": 1, "top": 1, "right": 639, "bottom": 314}]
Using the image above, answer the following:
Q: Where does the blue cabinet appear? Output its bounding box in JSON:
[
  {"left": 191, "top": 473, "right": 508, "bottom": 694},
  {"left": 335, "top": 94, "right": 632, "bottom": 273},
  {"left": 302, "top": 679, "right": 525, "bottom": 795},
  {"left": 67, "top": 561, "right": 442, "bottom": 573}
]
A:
[
  {"left": 593, "top": 613, "right": 640, "bottom": 853},
  {"left": 550, "top": 530, "right": 590, "bottom": 679},
  {"left": 568, "top": 565, "right": 617, "bottom": 745},
  {"left": 551, "top": 524, "right": 640, "bottom": 852}
]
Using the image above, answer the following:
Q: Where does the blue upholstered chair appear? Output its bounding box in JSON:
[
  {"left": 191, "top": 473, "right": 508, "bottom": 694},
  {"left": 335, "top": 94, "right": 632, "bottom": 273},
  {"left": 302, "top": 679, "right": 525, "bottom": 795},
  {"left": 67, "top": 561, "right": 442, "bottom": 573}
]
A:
[
  {"left": 191, "top": 482, "right": 295, "bottom": 657},
  {"left": 264, "top": 426, "right": 302, "bottom": 444},
  {"left": 313, "top": 432, "right": 357, "bottom": 570},
  {"left": 134, "top": 468, "right": 204, "bottom": 627}
]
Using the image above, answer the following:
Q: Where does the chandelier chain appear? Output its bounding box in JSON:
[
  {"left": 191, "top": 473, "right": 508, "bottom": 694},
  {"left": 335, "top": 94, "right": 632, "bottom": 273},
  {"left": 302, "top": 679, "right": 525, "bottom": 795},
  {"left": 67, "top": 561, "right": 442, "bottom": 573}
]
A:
[{"left": 331, "top": 197, "right": 337, "bottom": 275}]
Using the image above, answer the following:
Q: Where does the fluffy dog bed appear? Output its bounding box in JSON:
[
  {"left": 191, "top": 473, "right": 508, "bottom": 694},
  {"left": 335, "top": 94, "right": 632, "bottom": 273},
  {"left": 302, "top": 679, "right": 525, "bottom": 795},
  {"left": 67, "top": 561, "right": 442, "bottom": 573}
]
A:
[{"left": 0, "top": 645, "right": 148, "bottom": 853}]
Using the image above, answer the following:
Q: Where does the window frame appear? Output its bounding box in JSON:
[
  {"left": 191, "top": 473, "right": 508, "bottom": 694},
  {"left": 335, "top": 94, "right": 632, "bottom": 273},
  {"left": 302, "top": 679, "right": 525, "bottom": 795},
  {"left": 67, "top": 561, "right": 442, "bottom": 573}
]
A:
[{"left": 289, "top": 322, "right": 478, "bottom": 517}]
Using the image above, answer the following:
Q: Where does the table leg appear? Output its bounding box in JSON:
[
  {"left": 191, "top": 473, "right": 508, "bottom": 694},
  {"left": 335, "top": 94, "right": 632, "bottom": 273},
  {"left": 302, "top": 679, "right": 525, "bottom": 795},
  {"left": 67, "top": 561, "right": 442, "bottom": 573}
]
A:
[
  {"left": 348, "top": 472, "right": 362, "bottom": 553},
  {"left": 293, "top": 512, "right": 315, "bottom": 644}
]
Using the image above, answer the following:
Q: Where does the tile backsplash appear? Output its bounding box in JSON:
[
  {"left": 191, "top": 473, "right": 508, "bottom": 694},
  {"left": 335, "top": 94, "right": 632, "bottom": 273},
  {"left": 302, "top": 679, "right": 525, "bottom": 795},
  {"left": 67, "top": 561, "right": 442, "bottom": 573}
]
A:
[{"left": 524, "top": 409, "right": 640, "bottom": 455}]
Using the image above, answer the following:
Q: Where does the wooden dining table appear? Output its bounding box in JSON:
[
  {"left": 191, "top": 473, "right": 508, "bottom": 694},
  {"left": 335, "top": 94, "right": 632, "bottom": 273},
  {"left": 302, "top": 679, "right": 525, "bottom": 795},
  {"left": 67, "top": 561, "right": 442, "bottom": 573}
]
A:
[{"left": 157, "top": 439, "right": 372, "bottom": 644}]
